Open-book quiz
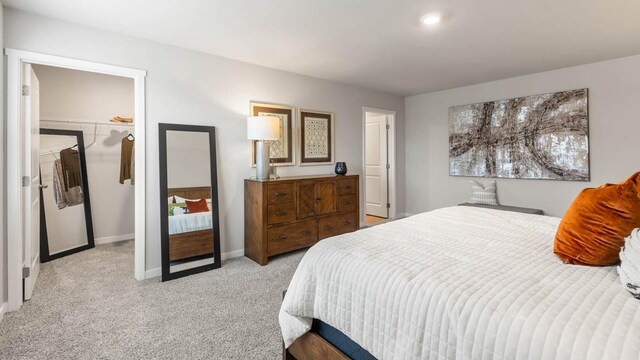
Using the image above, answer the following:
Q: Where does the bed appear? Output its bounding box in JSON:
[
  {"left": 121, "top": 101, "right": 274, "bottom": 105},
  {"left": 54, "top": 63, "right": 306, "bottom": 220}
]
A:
[
  {"left": 167, "top": 186, "right": 214, "bottom": 261},
  {"left": 280, "top": 206, "right": 640, "bottom": 360}
]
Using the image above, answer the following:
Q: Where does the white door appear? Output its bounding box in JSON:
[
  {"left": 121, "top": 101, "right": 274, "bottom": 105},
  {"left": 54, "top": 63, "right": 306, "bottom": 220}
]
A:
[
  {"left": 365, "top": 113, "right": 388, "bottom": 218},
  {"left": 23, "top": 64, "right": 41, "bottom": 300}
]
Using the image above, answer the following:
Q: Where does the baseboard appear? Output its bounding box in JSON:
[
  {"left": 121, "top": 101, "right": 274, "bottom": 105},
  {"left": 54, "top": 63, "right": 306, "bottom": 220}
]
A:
[
  {"left": 95, "top": 233, "right": 134, "bottom": 245},
  {"left": 144, "top": 248, "right": 246, "bottom": 279},
  {"left": 145, "top": 267, "right": 162, "bottom": 279},
  {"left": 221, "top": 249, "right": 245, "bottom": 260},
  {"left": 396, "top": 212, "right": 414, "bottom": 218},
  {"left": 0, "top": 302, "right": 7, "bottom": 321}
]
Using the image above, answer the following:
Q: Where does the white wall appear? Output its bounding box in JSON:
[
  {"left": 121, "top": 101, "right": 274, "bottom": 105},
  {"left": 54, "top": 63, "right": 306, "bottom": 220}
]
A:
[
  {"left": 3, "top": 8, "right": 405, "bottom": 276},
  {"left": 33, "top": 65, "right": 135, "bottom": 243},
  {"left": 405, "top": 54, "right": 640, "bottom": 217},
  {"left": 166, "top": 131, "right": 211, "bottom": 189}
]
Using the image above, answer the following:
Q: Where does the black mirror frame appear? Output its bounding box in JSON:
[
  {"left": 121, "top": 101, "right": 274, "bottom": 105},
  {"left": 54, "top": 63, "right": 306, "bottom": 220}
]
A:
[
  {"left": 158, "top": 123, "right": 221, "bottom": 281},
  {"left": 39, "top": 128, "right": 95, "bottom": 262}
]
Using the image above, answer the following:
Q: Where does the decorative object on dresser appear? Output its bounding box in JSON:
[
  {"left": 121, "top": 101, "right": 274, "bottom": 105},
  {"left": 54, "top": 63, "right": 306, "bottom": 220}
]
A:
[
  {"left": 458, "top": 202, "right": 543, "bottom": 215},
  {"left": 250, "top": 102, "right": 295, "bottom": 166},
  {"left": 469, "top": 180, "right": 498, "bottom": 205},
  {"left": 299, "top": 109, "right": 334, "bottom": 165},
  {"left": 245, "top": 174, "right": 359, "bottom": 265},
  {"left": 449, "top": 88, "right": 589, "bottom": 181},
  {"left": 247, "top": 115, "right": 280, "bottom": 180},
  {"left": 334, "top": 162, "right": 347, "bottom": 175},
  {"left": 159, "top": 123, "right": 221, "bottom": 281}
]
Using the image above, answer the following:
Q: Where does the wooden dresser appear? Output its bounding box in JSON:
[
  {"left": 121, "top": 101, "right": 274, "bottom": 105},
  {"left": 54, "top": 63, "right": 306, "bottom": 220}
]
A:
[{"left": 244, "top": 175, "right": 359, "bottom": 265}]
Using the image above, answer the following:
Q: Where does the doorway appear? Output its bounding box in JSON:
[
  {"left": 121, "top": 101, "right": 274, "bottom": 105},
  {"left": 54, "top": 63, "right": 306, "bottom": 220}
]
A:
[
  {"left": 362, "top": 108, "right": 396, "bottom": 226},
  {"left": 5, "top": 49, "right": 147, "bottom": 312}
]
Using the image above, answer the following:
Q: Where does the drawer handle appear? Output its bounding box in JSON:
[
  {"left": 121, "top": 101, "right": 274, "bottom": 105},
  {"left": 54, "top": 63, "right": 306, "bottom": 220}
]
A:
[
  {"left": 324, "top": 225, "right": 334, "bottom": 231},
  {"left": 275, "top": 192, "right": 288, "bottom": 197},
  {"left": 274, "top": 236, "right": 288, "bottom": 241},
  {"left": 315, "top": 197, "right": 322, "bottom": 201},
  {"left": 345, "top": 185, "right": 352, "bottom": 189},
  {"left": 275, "top": 210, "right": 288, "bottom": 216},
  {"left": 301, "top": 230, "right": 311, "bottom": 236},
  {"left": 344, "top": 200, "right": 352, "bottom": 205}
]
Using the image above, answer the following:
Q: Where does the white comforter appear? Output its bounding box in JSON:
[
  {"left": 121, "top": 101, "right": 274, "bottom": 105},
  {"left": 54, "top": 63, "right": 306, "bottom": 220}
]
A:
[
  {"left": 279, "top": 206, "right": 640, "bottom": 360},
  {"left": 168, "top": 211, "right": 212, "bottom": 235}
]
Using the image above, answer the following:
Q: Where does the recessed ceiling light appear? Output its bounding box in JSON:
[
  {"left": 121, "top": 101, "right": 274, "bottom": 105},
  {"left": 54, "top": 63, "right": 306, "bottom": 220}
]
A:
[{"left": 421, "top": 13, "right": 441, "bottom": 26}]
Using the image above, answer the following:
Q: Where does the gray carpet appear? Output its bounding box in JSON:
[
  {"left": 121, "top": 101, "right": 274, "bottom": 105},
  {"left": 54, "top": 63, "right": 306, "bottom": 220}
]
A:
[{"left": 0, "top": 241, "right": 306, "bottom": 360}]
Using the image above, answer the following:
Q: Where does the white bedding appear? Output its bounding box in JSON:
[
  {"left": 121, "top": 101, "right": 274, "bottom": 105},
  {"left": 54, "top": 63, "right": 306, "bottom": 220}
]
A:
[
  {"left": 279, "top": 206, "right": 640, "bottom": 360},
  {"left": 168, "top": 211, "right": 212, "bottom": 235}
]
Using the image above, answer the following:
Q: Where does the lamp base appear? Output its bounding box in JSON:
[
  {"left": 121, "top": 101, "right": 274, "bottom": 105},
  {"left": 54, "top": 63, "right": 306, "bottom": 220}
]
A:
[{"left": 255, "top": 141, "right": 271, "bottom": 180}]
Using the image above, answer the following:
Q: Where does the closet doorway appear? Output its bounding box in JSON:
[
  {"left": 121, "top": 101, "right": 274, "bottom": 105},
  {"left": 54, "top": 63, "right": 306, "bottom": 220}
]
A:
[
  {"left": 362, "top": 107, "right": 397, "bottom": 226},
  {"left": 6, "top": 50, "right": 147, "bottom": 312}
]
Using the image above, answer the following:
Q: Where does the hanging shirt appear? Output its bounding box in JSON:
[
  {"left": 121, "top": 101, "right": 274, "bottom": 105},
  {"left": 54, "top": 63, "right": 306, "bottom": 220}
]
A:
[
  {"left": 130, "top": 141, "right": 135, "bottom": 186},
  {"left": 60, "top": 148, "right": 82, "bottom": 191},
  {"left": 53, "top": 159, "right": 83, "bottom": 209},
  {"left": 120, "top": 137, "right": 134, "bottom": 184}
]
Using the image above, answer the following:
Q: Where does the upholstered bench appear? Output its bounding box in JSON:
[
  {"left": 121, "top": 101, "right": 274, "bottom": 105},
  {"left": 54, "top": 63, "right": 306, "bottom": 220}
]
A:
[{"left": 458, "top": 203, "right": 544, "bottom": 215}]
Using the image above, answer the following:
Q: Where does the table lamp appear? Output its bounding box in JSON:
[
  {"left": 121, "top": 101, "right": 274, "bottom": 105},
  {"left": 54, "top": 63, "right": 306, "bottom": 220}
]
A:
[{"left": 247, "top": 115, "right": 280, "bottom": 180}]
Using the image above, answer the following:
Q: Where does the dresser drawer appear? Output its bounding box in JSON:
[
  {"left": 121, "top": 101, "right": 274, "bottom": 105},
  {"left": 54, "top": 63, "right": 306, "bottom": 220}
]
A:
[
  {"left": 267, "top": 202, "right": 296, "bottom": 224},
  {"left": 337, "top": 177, "right": 357, "bottom": 195},
  {"left": 337, "top": 194, "right": 357, "bottom": 212},
  {"left": 318, "top": 213, "right": 358, "bottom": 240},
  {"left": 267, "top": 220, "right": 317, "bottom": 256},
  {"left": 267, "top": 183, "right": 295, "bottom": 204}
]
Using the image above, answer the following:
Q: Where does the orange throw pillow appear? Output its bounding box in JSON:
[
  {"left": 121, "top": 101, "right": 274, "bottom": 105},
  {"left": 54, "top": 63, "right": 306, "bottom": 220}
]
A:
[
  {"left": 185, "top": 198, "right": 209, "bottom": 214},
  {"left": 554, "top": 172, "right": 640, "bottom": 266}
]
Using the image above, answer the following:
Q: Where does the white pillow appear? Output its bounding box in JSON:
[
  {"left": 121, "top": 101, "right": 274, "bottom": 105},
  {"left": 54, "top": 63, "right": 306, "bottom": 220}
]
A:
[
  {"left": 618, "top": 228, "right": 640, "bottom": 299},
  {"left": 469, "top": 180, "right": 499, "bottom": 205}
]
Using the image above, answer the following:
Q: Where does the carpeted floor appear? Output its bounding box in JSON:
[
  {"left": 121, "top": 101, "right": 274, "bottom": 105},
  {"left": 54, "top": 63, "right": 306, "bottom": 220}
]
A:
[{"left": 0, "top": 241, "right": 306, "bottom": 360}]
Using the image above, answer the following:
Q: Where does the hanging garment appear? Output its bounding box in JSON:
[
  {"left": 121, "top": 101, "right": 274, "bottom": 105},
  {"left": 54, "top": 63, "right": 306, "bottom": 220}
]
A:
[
  {"left": 120, "top": 136, "right": 134, "bottom": 184},
  {"left": 60, "top": 148, "right": 82, "bottom": 191},
  {"left": 53, "top": 159, "right": 83, "bottom": 209},
  {"left": 130, "top": 142, "right": 135, "bottom": 186}
]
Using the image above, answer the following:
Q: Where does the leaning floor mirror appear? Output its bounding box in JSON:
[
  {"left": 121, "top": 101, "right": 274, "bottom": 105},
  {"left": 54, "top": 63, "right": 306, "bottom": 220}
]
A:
[{"left": 159, "top": 124, "right": 221, "bottom": 281}]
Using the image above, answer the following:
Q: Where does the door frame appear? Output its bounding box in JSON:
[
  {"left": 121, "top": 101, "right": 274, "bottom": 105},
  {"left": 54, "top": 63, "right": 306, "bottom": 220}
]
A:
[
  {"left": 5, "top": 49, "right": 147, "bottom": 312},
  {"left": 362, "top": 107, "right": 397, "bottom": 224}
]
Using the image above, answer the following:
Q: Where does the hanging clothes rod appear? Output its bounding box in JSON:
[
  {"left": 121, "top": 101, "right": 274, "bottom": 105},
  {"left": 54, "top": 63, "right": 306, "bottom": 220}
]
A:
[
  {"left": 41, "top": 117, "right": 135, "bottom": 150},
  {"left": 40, "top": 118, "right": 135, "bottom": 127}
]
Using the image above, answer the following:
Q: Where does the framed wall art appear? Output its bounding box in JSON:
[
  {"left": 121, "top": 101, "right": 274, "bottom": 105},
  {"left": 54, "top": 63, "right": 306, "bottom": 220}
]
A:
[
  {"left": 250, "top": 102, "right": 295, "bottom": 166},
  {"left": 299, "top": 109, "right": 334, "bottom": 165},
  {"left": 449, "top": 88, "right": 589, "bottom": 181}
]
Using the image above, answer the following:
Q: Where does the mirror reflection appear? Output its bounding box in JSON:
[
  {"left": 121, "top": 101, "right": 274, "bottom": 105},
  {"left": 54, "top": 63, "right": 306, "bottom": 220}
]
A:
[
  {"left": 163, "top": 128, "right": 218, "bottom": 277},
  {"left": 40, "top": 131, "right": 94, "bottom": 259}
]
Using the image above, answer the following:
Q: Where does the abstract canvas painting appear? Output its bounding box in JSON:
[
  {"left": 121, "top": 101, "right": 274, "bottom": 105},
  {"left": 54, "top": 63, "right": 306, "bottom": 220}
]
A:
[{"left": 449, "top": 88, "right": 589, "bottom": 181}]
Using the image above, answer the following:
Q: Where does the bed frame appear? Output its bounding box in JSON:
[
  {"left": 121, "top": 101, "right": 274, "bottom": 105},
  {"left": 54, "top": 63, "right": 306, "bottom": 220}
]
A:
[
  {"left": 284, "top": 332, "right": 349, "bottom": 360},
  {"left": 168, "top": 186, "right": 214, "bottom": 261},
  {"left": 282, "top": 289, "right": 350, "bottom": 360}
]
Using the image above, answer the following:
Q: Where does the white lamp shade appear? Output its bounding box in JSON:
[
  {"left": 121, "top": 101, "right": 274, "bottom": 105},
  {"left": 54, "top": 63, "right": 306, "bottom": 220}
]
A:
[{"left": 247, "top": 116, "right": 280, "bottom": 140}]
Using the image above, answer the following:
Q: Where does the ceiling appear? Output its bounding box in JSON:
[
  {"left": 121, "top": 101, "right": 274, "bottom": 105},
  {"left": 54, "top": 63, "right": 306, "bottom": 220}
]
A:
[{"left": 5, "top": 0, "right": 640, "bottom": 96}]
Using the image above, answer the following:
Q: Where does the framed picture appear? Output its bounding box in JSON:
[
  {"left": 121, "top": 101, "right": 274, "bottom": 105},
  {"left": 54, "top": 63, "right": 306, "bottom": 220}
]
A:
[
  {"left": 250, "top": 102, "right": 295, "bottom": 166},
  {"left": 299, "top": 109, "right": 334, "bottom": 165}
]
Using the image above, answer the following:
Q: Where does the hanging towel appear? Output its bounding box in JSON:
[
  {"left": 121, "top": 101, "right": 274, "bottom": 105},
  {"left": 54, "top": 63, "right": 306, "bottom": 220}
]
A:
[
  {"left": 60, "top": 148, "right": 82, "bottom": 191},
  {"left": 53, "top": 159, "right": 83, "bottom": 209},
  {"left": 120, "top": 137, "right": 134, "bottom": 184}
]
